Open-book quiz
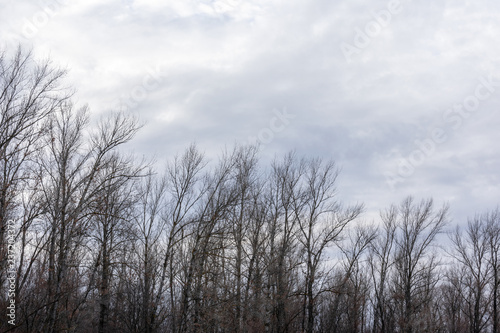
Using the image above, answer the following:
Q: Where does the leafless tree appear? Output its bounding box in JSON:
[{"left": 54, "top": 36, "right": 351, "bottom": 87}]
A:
[
  {"left": 132, "top": 171, "right": 168, "bottom": 333},
  {"left": 3, "top": 48, "right": 500, "bottom": 333},
  {"left": 178, "top": 147, "right": 240, "bottom": 333},
  {"left": 485, "top": 209, "right": 500, "bottom": 333},
  {"left": 88, "top": 155, "right": 143, "bottom": 333},
  {"left": 440, "top": 266, "right": 468, "bottom": 333},
  {"left": 262, "top": 152, "right": 305, "bottom": 333},
  {"left": 157, "top": 143, "right": 207, "bottom": 332},
  {"left": 391, "top": 197, "right": 448, "bottom": 333},
  {"left": 369, "top": 206, "right": 398, "bottom": 333},
  {"left": 295, "top": 158, "right": 363, "bottom": 333},
  {"left": 34, "top": 105, "right": 140, "bottom": 332},
  {"left": 0, "top": 46, "right": 69, "bottom": 302},
  {"left": 448, "top": 209, "right": 500, "bottom": 333},
  {"left": 318, "top": 223, "right": 375, "bottom": 333}
]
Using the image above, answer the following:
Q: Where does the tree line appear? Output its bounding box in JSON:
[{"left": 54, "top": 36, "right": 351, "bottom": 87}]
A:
[{"left": 1, "top": 47, "right": 500, "bottom": 333}]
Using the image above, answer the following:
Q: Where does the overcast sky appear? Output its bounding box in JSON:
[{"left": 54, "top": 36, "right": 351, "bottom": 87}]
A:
[{"left": 1, "top": 0, "right": 499, "bottom": 225}]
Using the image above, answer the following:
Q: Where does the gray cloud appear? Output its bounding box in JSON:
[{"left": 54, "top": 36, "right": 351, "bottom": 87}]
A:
[{"left": 1, "top": 0, "right": 499, "bottom": 223}]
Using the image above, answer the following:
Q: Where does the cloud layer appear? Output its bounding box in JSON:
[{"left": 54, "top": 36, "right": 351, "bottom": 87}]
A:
[{"left": 1, "top": 0, "right": 499, "bottom": 224}]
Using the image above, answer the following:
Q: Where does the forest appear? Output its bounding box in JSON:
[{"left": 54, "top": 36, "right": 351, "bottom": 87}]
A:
[{"left": 1, "top": 47, "right": 499, "bottom": 333}]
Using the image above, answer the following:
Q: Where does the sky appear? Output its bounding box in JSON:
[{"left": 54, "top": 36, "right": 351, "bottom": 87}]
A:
[{"left": 1, "top": 0, "right": 499, "bottom": 226}]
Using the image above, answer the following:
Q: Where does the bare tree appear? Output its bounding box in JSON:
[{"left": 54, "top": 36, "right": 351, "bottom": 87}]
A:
[
  {"left": 295, "top": 158, "right": 363, "bottom": 333},
  {"left": 0, "top": 46, "right": 68, "bottom": 300},
  {"left": 133, "top": 171, "right": 168, "bottom": 333},
  {"left": 158, "top": 143, "right": 207, "bottom": 332},
  {"left": 4, "top": 49, "right": 499, "bottom": 333},
  {"left": 88, "top": 155, "right": 143, "bottom": 333},
  {"left": 449, "top": 211, "right": 497, "bottom": 333},
  {"left": 320, "top": 223, "right": 375, "bottom": 333},
  {"left": 35, "top": 105, "right": 140, "bottom": 332},
  {"left": 440, "top": 266, "right": 468, "bottom": 333},
  {"left": 241, "top": 171, "right": 269, "bottom": 332},
  {"left": 263, "top": 152, "right": 304, "bottom": 333},
  {"left": 485, "top": 209, "right": 500, "bottom": 333},
  {"left": 391, "top": 197, "right": 448, "bottom": 333},
  {"left": 178, "top": 147, "right": 239, "bottom": 333},
  {"left": 224, "top": 145, "right": 259, "bottom": 332},
  {"left": 369, "top": 206, "right": 398, "bottom": 333}
]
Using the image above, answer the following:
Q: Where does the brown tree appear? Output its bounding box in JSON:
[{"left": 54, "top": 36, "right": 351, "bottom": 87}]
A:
[
  {"left": 391, "top": 197, "right": 448, "bottom": 333},
  {"left": 0, "top": 46, "right": 68, "bottom": 304}
]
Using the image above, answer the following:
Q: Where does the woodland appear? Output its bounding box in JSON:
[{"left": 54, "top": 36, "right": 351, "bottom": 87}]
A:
[{"left": 1, "top": 47, "right": 499, "bottom": 333}]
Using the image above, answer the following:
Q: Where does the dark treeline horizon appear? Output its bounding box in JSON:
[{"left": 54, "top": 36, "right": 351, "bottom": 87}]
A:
[{"left": 2, "top": 47, "right": 500, "bottom": 333}]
